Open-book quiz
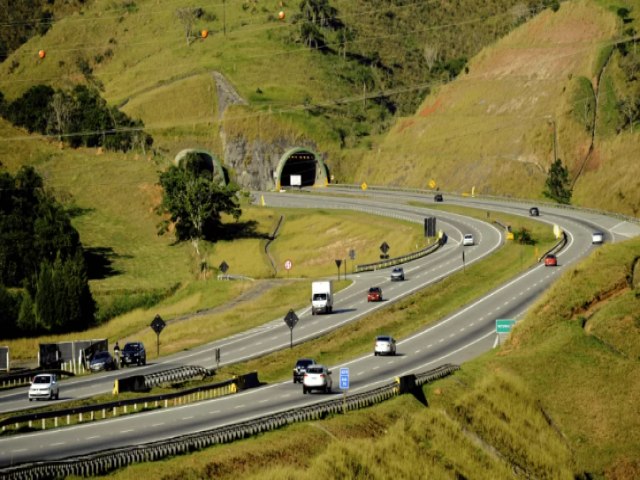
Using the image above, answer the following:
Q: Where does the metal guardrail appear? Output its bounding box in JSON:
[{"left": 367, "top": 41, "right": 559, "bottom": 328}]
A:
[
  {"left": 0, "top": 364, "right": 459, "bottom": 479},
  {"left": 0, "top": 375, "right": 237, "bottom": 431},
  {"left": 538, "top": 231, "right": 568, "bottom": 262},
  {"left": 141, "top": 365, "right": 213, "bottom": 389},
  {"left": 0, "top": 369, "right": 75, "bottom": 390},
  {"left": 354, "top": 239, "right": 442, "bottom": 273}
]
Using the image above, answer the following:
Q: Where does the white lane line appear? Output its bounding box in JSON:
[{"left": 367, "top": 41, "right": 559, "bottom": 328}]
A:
[
  {"left": 151, "top": 423, "right": 164, "bottom": 427},
  {"left": 120, "top": 429, "right": 134, "bottom": 434},
  {"left": 182, "top": 416, "right": 194, "bottom": 420},
  {"left": 12, "top": 449, "right": 27, "bottom": 453},
  {"left": 415, "top": 349, "right": 421, "bottom": 354},
  {"left": 258, "top": 399, "right": 269, "bottom": 404},
  {"left": 234, "top": 405, "right": 245, "bottom": 409},
  {"left": 357, "top": 371, "right": 364, "bottom": 376},
  {"left": 51, "top": 442, "right": 65, "bottom": 446},
  {"left": 372, "top": 366, "right": 380, "bottom": 370},
  {"left": 209, "top": 410, "right": 220, "bottom": 414},
  {"left": 86, "top": 435, "right": 100, "bottom": 439}
]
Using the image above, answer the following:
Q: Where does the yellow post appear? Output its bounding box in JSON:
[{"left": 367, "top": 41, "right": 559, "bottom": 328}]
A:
[{"left": 112, "top": 379, "right": 119, "bottom": 396}]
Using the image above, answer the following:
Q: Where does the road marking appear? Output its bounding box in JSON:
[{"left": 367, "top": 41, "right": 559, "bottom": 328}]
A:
[
  {"left": 12, "top": 449, "right": 27, "bottom": 453},
  {"left": 51, "top": 442, "right": 65, "bottom": 446},
  {"left": 120, "top": 429, "right": 133, "bottom": 434},
  {"left": 182, "top": 416, "right": 194, "bottom": 420},
  {"left": 151, "top": 423, "right": 164, "bottom": 427},
  {"left": 234, "top": 404, "right": 245, "bottom": 409},
  {"left": 86, "top": 435, "right": 100, "bottom": 439},
  {"left": 427, "top": 344, "right": 433, "bottom": 348},
  {"left": 415, "top": 349, "right": 421, "bottom": 354},
  {"left": 209, "top": 410, "right": 220, "bottom": 414},
  {"left": 372, "top": 366, "right": 379, "bottom": 370}
]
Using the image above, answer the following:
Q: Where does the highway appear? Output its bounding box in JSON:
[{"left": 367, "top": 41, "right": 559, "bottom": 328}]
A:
[{"left": 1, "top": 188, "right": 638, "bottom": 468}]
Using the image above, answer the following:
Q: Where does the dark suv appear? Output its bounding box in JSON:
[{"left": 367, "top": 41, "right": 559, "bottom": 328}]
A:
[
  {"left": 121, "top": 342, "right": 146, "bottom": 367},
  {"left": 293, "top": 358, "right": 315, "bottom": 383}
]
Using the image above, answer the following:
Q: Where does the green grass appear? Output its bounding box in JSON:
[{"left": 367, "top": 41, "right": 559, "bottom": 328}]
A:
[{"left": 88, "top": 237, "right": 639, "bottom": 480}]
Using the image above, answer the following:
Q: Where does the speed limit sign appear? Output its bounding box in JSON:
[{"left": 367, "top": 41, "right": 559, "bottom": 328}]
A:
[{"left": 284, "top": 259, "right": 292, "bottom": 271}]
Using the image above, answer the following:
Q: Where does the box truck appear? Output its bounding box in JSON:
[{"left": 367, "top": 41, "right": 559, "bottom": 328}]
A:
[{"left": 311, "top": 281, "right": 333, "bottom": 315}]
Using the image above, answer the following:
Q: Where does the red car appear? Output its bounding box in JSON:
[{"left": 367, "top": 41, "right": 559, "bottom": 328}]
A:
[
  {"left": 544, "top": 254, "right": 557, "bottom": 267},
  {"left": 367, "top": 287, "right": 383, "bottom": 302}
]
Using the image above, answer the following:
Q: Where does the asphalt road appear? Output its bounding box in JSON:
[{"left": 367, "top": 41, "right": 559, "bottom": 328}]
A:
[{"left": 1, "top": 188, "right": 638, "bottom": 468}]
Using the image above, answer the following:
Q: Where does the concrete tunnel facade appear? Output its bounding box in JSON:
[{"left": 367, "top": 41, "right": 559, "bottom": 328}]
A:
[
  {"left": 174, "top": 149, "right": 228, "bottom": 185},
  {"left": 275, "top": 147, "right": 329, "bottom": 189}
]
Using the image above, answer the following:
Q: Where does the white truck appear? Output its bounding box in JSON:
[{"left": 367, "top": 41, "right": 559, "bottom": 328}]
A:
[{"left": 311, "top": 280, "right": 334, "bottom": 315}]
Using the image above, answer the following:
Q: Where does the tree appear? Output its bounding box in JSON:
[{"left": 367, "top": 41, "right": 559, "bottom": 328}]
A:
[
  {"left": 48, "top": 90, "right": 73, "bottom": 141},
  {"left": 157, "top": 163, "right": 241, "bottom": 260},
  {"left": 543, "top": 158, "right": 572, "bottom": 204},
  {"left": 175, "top": 7, "right": 200, "bottom": 46}
]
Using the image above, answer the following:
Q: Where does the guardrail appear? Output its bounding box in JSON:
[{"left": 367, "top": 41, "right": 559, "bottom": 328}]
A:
[
  {"left": 538, "top": 231, "right": 568, "bottom": 262},
  {"left": 0, "top": 369, "right": 74, "bottom": 390},
  {"left": 354, "top": 239, "right": 443, "bottom": 273},
  {"left": 0, "top": 375, "right": 241, "bottom": 434},
  {"left": 0, "top": 364, "right": 459, "bottom": 479}
]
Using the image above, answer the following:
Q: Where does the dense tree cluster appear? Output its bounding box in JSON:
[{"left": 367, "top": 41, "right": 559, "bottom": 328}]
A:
[
  {"left": 0, "top": 84, "right": 152, "bottom": 152},
  {"left": 0, "top": 166, "right": 95, "bottom": 337}
]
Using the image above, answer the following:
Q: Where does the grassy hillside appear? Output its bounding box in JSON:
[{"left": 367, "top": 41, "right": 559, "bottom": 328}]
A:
[
  {"left": 355, "top": 0, "right": 640, "bottom": 216},
  {"left": 97, "top": 237, "right": 640, "bottom": 480}
]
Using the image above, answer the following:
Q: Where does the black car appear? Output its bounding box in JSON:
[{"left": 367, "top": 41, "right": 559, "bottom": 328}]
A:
[
  {"left": 121, "top": 341, "right": 146, "bottom": 367},
  {"left": 434, "top": 193, "right": 443, "bottom": 202},
  {"left": 293, "top": 358, "right": 315, "bottom": 383},
  {"left": 529, "top": 207, "right": 539, "bottom": 216},
  {"left": 89, "top": 351, "right": 116, "bottom": 372}
]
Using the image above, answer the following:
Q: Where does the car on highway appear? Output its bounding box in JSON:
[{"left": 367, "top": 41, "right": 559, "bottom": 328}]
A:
[
  {"left": 28, "top": 373, "right": 59, "bottom": 401},
  {"left": 592, "top": 231, "right": 604, "bottom": 244},
  {"left": 434, "top": 193, "right": 443, "bottom": 202},
  {"left": 529, "top": 207, "right": 539, "bottom": 216},
  {"left": 89, "top": 351, "right": 117, "bottom": 372},
  {"left": 121, "top": 341, "right": 146, "bottom": 367},
  {"left": 390, "top": 267, "right": 405, "bottom": 281},
  {"left": 374, "top": 335, "right": 396, "bottom": 356},
  {"left": 544, "top": 254, "right": 558, "bottom": 267},
  {"left": 463, "top": 234, "right": 474, "bottom": 246},
  {"left": 302, "top": 365, "right": 333, "bottom": 394},
  {"left": 293, "top": 358, "right": 315, "bottom": 384},
  {"left": 367, "top": 286, "right": 383, "bottom": 302}
]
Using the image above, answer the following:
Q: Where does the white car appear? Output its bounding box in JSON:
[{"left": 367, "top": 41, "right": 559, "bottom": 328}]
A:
[
  {"left": 302, "top": 365, "right": 333, "bottom": 394},
  {"left": 463, "top": 234, "right": 474, "bottom": 246},
  {"left": 592, "top": 232, "right": 604, "bottom": 244},
  {"left": 374, "top": 335, "right": 396, "bottom": 356},
  {"left": 28, "top": 373, "right": 60, "bottom": 401}
]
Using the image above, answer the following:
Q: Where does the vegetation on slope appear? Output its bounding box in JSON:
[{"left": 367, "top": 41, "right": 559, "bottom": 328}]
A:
[
  {"left": 96, "top": 236, "right": 640, "bottom": 480},
  {"left": 355, "top": 0, "right": 639, "bottom": 216}
]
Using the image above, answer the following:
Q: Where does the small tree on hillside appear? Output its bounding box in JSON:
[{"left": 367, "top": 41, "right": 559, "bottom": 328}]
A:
[
  {"left": 157, "top": 162, "right": 241, "bottom": 273},
  {"left": 543, "top": 158, "right": 572, "bottom": 204}
]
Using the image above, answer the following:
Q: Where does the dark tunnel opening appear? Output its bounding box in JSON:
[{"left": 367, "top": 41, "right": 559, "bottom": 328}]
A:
[{"left": 280, "top": 152, "right": 317, "bottom": 187}]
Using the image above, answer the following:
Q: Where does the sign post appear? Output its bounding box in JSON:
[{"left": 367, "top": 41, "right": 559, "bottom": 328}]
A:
[
  {"left": 340, "top": 367, "right": 349, "bottom": 413},
  {"left": 284, "top": 259, "right": 292, "bottom": 278},
  {"left": 150, "top": 314, "right": 166, "bottom": 357},
  {"left": 284, "top": 309, "right": 299, "bottom": 349},
  {"left": 335, "top": 259, "right": 342, "bottom": 281},
  {"left": 215, "top": 347, "right": 221, "bottom": 369}
]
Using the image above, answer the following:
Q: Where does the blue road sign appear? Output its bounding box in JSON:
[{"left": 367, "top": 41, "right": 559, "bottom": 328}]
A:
[{"left": 339, "top": 367, "right": 349, "bottom": 390}]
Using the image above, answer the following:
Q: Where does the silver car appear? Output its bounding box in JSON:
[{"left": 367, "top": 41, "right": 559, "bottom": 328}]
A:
[
  {"left": 28, "top": 373, "right": 60, "bottom": 401},
  {"left": 374, "top": 335, "right": 397, "bottom": 356},
  {"left": 390, "top": 267, "right": 405, "bottom": 281},
  {"left": 302, "top": 365, "right": 333, "bottom": 394}
]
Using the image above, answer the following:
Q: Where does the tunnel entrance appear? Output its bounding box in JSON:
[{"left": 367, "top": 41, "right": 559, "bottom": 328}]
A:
[
  {"left": 276, "top": 148, "right": 328, "bottom": 189},
  {"left": 174, "top": 149, "right": 228, "bottom": 186}
]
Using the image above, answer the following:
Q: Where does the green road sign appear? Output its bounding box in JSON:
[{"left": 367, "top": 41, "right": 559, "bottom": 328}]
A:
[{"left": 496, "top": 319, "right": 516, "bottom": 333}]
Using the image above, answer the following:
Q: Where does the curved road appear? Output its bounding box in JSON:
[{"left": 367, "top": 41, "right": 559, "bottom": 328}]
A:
[{"left": 0, "top": 188, "right": 638, "bottom": 468}]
